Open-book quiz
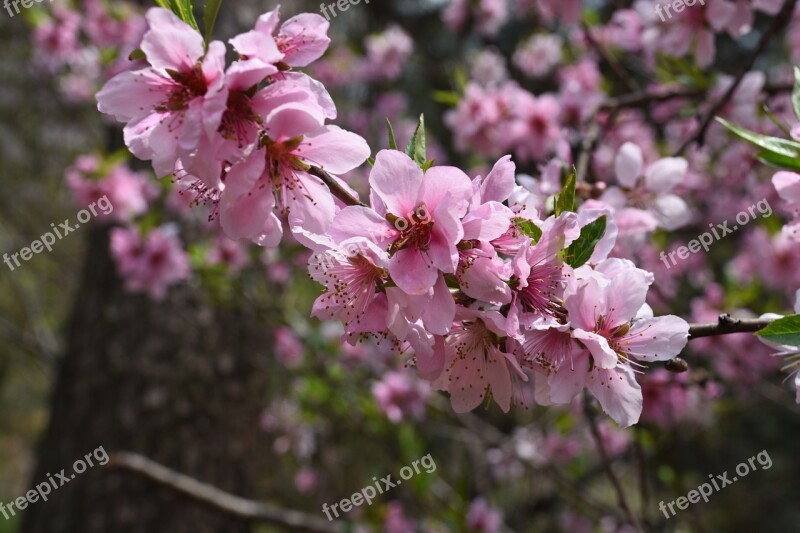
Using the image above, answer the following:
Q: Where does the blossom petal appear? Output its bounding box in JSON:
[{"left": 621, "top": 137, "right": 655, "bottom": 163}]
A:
[{"left": 587, "top": 365, "right": 642, "bottom": 427}]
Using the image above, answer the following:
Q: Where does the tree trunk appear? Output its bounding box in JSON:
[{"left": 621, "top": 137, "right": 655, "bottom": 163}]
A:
[{"left": 21, "top": 225, "right": 272, "bottom": 533}]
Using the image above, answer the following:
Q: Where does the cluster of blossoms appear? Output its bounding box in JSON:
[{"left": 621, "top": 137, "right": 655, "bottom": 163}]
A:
[
  {"left": 91, "top": 6, "right": 694, "bottom": 425},
  {"left": 32, "top": 0, "right": 146, "bottom": 101}
]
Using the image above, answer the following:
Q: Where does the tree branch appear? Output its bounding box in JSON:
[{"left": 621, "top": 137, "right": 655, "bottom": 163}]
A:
[
  {"left": 108, "top": 452, "right": 346, "bottom": 533},
  {"left": 306, "top": 165, "right": 367, "bottom": 208},
  {"left": 687, "top": 313, "right": 775, "bottom": 340},
  {"left": 673, "top": 0, "right": 799, "bottom": 156},
  {"left": 583, "top": 394, "right": 643, "bottom": 532}
]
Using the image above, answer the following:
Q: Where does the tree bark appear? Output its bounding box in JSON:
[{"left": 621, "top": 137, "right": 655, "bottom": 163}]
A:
[{"left": 21, "top": 224, "right": 273, "bottom": 533}]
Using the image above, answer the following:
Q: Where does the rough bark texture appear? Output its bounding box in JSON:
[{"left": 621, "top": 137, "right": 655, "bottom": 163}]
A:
[{"left": 21, "top": 225, "right": 273, "bottom": 533}]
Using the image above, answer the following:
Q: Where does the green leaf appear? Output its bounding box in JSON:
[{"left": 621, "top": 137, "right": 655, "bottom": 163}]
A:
[
  {"left": 204, "top": 0, "right": 223, "bottom": 45},
  {"left": 386, "top": 118, "right": 398, "bottom": 150},
  {"left": 554, "top": 168, "right": 575, "bottom": 215},
  {"left": 756, "top": 315, "right": 800, "bottom": 347},
  {"left": 405, "top": 114, "right": 427, "bottom": 167},
  {"left": 514, "top": 217, "right": 542, "bottom": 243},
  {"left": 716, "top": 117, "right": 800, "bottom": 159},
  {"left": 431, "top": 90, "right": 460, "bottom": 106},
  {"left": 367, "top": 156, "right": 375, "bottom": 167},
  {"left": 160, "top": 0, "right": 199, "bottom": 32},
  {"left": 756, "top": 149, "right": 800, "bottom": 172},
  {"left": 793, "top": 66, "right": 800, "bottom": 122},
  {"left": 561, "top": 215, "right": 607, "bottom": 268},
  {"left": 421, "top": 159, "right": 435, "bottom": 172}
]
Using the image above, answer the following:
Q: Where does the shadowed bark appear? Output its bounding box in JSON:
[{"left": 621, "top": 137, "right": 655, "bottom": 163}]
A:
[{"left": 21, "top": 225, "right": 273, "bottom": 533}]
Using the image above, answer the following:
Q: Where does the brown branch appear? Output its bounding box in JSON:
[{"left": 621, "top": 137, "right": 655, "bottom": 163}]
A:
[
  {"left": 306, "top": 165, "right": 366, "bottom": 208},
  {"left": 674, "top": 0, "right": 799, "bottom": 156},
  {"left": 583, "top": 393, "right": 644, "bottom": 532},
  {"left": 687, "top": 313, "right": 775, "bottom": 340},
  {"left": 108, "top": 452, "right": 346, "bottom": 533},
  {"left": 582, "top": 22, "right": 639, "bottom": 93}
]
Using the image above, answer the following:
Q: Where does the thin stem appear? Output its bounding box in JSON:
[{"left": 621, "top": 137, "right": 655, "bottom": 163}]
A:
[
  {"left": 583, "top": 393, "right": 644, "bottom": 532},
  {"left": 673, "top": 0, "right": 799, "bottom": 155},
  {"left": 108, "top": 452, "right": 346, "bottom": 533}
]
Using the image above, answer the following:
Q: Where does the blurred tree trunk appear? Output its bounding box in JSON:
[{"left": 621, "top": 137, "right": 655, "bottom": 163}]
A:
[{"left": 21, "top": 225, "right": 272, "bottom": 533}]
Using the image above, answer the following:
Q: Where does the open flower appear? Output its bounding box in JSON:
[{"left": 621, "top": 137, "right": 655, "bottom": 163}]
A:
[
  {"left": 329, "top": 150, "right": 473, "bottom": 295},
  {"left": 97, "top": 8, "right": 227, "bottom": 178}
]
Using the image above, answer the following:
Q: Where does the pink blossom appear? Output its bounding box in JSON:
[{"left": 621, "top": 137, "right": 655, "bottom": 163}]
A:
[
  {"left": 467, "top": 498, "right": 503, "bottom": 533},
  {"left": 219, "top": 95, "right": 369, "bottom": 246},
  {"left": 513, "top": 35, "right": 563, "bottom": 79},
  {"left": 66, "top": 159, "right": 158, "bottom": 222},
  {"left": 110, "top": 225, "right": 191, "bottom": 300},
  {"left": 97, "top": 8, "right": 228, "bottom": 178},
  {"left": 329, "top": 150, "right": 473, "bottom": 295},
  {"left": 363, "top": 25, "right": 414, "bottom": 81},
  {"left": 436, "top": 308, "right": 526, "bottom": 413},
  {"left": 275, "top": 326, "right": 304, "bottom": 368},
  {"left": 772, "top": 171, "right": 800, "bottom": 242},
  {"left": 602, "top": 142, "right": 691, "bottom": 231},
  {"left": 372, "top": 370, "right": 431, "bottom": 422}
]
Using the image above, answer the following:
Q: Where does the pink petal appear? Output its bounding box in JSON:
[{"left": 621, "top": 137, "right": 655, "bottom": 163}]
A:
[
  {"left": 390, "top": 248, "right": 438, "bottom": 295},
  {"left": 369, "top": 150, "right": 424, "bottom": 216},
  {"left": 614, "top": 142, "right": 643, "bottom": 188},
  {"left": 572, "top": 329, "right": 618, "bottom": 369},
  {"left": 587, "top": 365, "right": 642, "bottom": 427},
  {"left": 548, "top": 350, "right": 589, "bottom": 403},
  {"left": 141, "top": 8, "right": 205, "bottom": 71},
  {"left": 773, "top": 171, "right": 800, "bottom": 204},
  {"left": 621, "top": 315, "right": 689, "bottom": 362},
  {"left": 486, "top": 346, "right": 512, "bottom": 412},
  {"left": 480, "top": 155, "right": 516, "bottom": 203},
  {"left": 295, "top": 126, "right": 370, "bottom": 174},
  {"left": 421, "top": 274, "right": 456, "bottom": 335},
  {"left": 328, "top": 206, "right": 395, "bottom": 247},
  {"left": 462, "top": 201, "right": 514, "bottom": 241},
  {"left": 644, "top": 157, "right": 687, "bottom": 193},
  {"left": 278, "top": 14, "right": 331, "bottom": 67},
  {"left": 421, "top": 166, "right": 473, "bottom": 215},
  {"left": 96, "top": 69, "right": 168, "bottom": 122}
]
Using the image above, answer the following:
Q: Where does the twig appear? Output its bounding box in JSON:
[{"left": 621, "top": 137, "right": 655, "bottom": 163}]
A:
[
  {"left": 108, "top": 452, "right": 346, "bottom": 533},
  {"left": 582, "top": 22, "right": 639, "bottom": 93},
  {"left": 306, "top": 165, "right": 366, "bottom": 208},
  {"left": 600, "top": 82, "right": 793, "bottom": 112},
  {"left": 583, "top": 393, "right": 643, "bottom": 532},
  {"left": 687, "top": 313, "right": 775, "bottom": 340},
  {"left": 575, "top": 119, "right": 601, "bottom": 183},
  {"left": 674, "top": 0, "right": 799, "bottom": 155}
]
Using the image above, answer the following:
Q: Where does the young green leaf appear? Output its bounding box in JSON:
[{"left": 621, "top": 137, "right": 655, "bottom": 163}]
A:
[
  {"left": 171, "top": 0, "right": 199, "bottom": 32},
  {"left": 793, "top": 66, "right": 800, "bottom": 122},
  {"left": 716, "top": 117, "right": 800, "bottom": 159},
  {"left": 561, "top": 215, "right": 607, "bottom": 268},
  {"left": 155, "top": 0, "right": 173, "bottom": 9},
  {"left": 405, "top": 114, "right": 427, "bottom": 167},
  {"left": 386, "top": 118, "right": 398, "bottom": 150},
  {"left": 554, "top": 168, "right": 576, "bottom": 215},
  {"left": 756, "top": 149, "right": 800, "bottom": 172},
  {"left": 756, "top": 315, "right": 800, "bottom": 347},
  {"left": 514, "top": 218, "right": 543, "bottom": 243},
  {"left": 421, "top": 159, "right": 436, "bottom": 172},
  {"left": 204, "top": 0, "right": 223, "bottom": 45}
]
